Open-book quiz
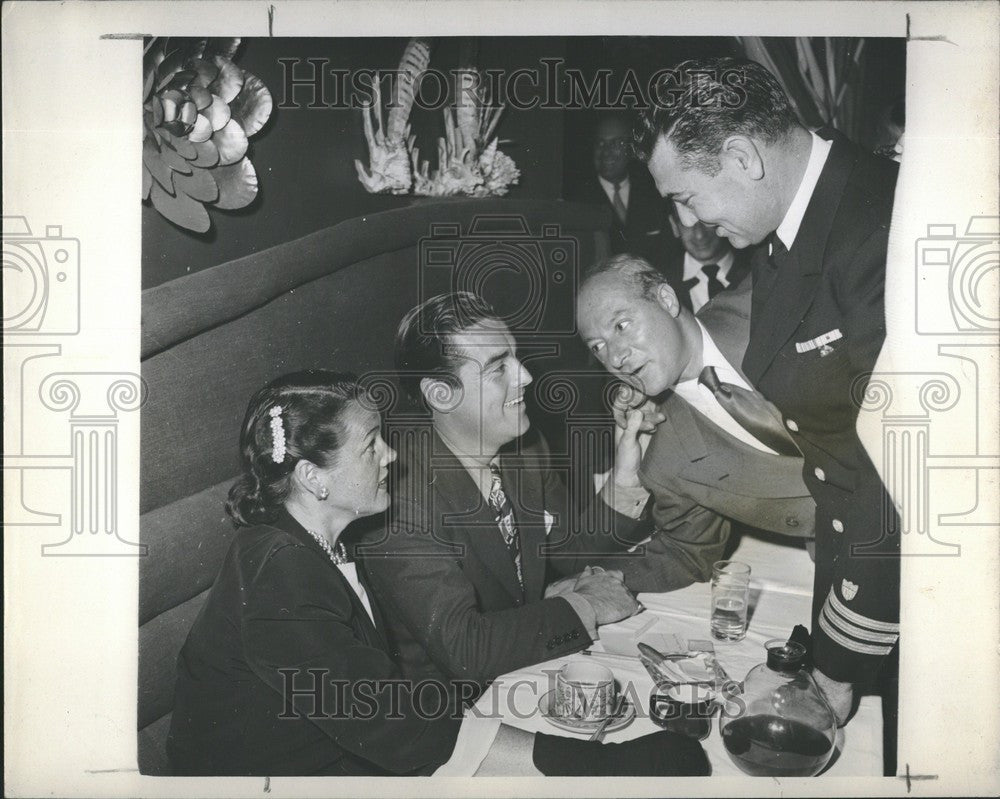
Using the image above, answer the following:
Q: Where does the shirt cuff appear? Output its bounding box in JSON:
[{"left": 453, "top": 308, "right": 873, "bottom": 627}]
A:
[
  {"left": 599, "top": 480, "right": 650, "bottom": 519},
  {"left": 561, "top": 592, "right": 598, "bottom": 640}
]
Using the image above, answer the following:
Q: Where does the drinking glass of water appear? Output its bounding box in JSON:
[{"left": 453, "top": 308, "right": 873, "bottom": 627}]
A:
[{"left": 711, "top": 561, "right": 751, "bottom": 641}]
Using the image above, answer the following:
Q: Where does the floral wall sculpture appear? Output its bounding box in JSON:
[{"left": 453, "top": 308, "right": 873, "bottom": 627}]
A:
[
  {"left": 355, "top": 38, "right": 520, "bottom": 198},
  {"left": 142, "top": 38, "right": 273, "bottom": 233}
]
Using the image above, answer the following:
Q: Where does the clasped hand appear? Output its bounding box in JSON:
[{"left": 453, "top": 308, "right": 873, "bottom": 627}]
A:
[{"left": 545, "top": 566, "right": 639, "bottom": 625}]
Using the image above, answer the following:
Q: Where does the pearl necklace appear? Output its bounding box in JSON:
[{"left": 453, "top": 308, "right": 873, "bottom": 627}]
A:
[{"left": 306, "top": 529, "right": 349, "bottom": 566}]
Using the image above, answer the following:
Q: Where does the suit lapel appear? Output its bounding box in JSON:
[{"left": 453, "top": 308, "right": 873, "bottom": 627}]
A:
[
  {"left": 658, "top": 392, "right": 709, "bottom": 463},
  {"left": 499, "top": 449, "right": 545, "bottom": 601},
  {"left": 652, "top": 303, "right": 807, "bottom": 498},
  {"left": 678, "top": 415, "right": 808, "bottom": 498},
  {"left": 271, "top": 510, "right": 389, "bottom": 649},
  {"left": 654, "top": 393, "right": 801, "bottom": 498},
  {"left": 743, "top": 130, "right": 855, "bottom": 384},
  {"left": 430, "top": 433, "right": 525, "bottom": 604},
  {"left": 726, "top": 248, "right": 753, "bottom": 292}
]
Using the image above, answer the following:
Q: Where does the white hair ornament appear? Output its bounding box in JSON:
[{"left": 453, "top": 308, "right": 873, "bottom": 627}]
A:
[{"left": 269, "top": 405, "right": 286, "bottom": 463}]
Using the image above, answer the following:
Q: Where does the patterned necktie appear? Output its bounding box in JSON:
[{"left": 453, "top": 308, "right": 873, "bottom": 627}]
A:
[
  {"left": 611, "top": 182, "right": 628, "bottom": 224},
  {"left": 698, "top": 366, "right": 799, "bottom": 456},
  {"left": 487, "top": 462, "right": 524, "bottom": 593},
  {"left": 701, "top": 263, "right": 726, "bottom": 299}
]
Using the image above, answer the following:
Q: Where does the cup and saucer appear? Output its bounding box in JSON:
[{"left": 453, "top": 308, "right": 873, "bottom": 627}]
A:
[{"left": 538, "top": 661, "right": 635, "bottom": 734}]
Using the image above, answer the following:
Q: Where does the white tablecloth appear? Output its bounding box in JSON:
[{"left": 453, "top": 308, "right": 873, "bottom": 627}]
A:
[{"left": 435, "top": 534, "right": 883, "bottom": 777}]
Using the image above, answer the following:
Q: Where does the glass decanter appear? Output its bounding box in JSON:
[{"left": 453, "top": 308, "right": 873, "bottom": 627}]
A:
[{"left": 719, "top": 639, "right": 837, "bottom": 777}]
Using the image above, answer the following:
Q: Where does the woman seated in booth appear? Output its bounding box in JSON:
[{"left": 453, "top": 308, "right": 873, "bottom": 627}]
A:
[{"left": 167, "top": 370, "right": 710, "bottom": 777}]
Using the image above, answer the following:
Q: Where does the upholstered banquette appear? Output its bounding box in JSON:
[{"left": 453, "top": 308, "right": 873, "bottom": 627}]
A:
[{"left": 138, "top": 198, "right": 613, "bottom": 774}]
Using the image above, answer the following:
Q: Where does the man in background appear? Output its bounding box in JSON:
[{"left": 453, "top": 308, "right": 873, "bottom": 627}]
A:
[
  {"left": 569, "top": 112, "right": 676, "bottom": 278},
  {"left": 666, "top": 202, "right": 754, "bottom": 312}
]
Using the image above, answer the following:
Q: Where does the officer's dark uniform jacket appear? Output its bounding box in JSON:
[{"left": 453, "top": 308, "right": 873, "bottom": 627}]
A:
[{"left": 743, "top": 128, "right": 900, "bottom": 685}]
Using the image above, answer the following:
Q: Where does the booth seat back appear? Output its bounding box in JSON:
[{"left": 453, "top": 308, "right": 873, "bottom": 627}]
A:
[{"left": 138, "top": 199, "right": 612, "bottom": 774}]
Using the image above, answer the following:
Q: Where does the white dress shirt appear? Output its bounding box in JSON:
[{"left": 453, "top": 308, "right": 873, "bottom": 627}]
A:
[
  {"left": 337, "top": 562, "right": 375, "bottom": 625},
  {"left": 673, "top": 320, "right": 779, "bottom": 455},
  {"left": 773, "top": 131, "right": 833, "bottom": 252},
  {"left": 682, "top": 249, "right": 736, "bottom": 313},
  {"left": 598, "top": 174, "right": 631, "bottom": 209}
]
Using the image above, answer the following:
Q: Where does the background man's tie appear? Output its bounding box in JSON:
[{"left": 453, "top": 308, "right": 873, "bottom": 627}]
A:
[
  {"left": 701, "top": 263, "right": 726, "bottom": 299},
  {"left": 611, "top": 182, "right": 628, "bottom": 224},
  {"left": 487, "top": 463, "right": 525, "bottom": 593},
  {"left": 698, "top": 365, "right": 799, "bottom": 456}
]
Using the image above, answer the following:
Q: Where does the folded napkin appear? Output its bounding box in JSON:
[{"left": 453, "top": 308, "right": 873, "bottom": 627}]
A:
[{"left": 532, "top": 730, "right": 710, "bottom": 776}]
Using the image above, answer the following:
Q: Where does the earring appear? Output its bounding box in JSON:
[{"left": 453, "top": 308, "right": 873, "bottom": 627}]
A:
[{"left": 317, "top": 487, "right": 329, "bottom": 501}]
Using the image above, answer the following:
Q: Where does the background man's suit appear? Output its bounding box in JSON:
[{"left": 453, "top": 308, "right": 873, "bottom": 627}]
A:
[
  {"left": 742, "top": 128, "right": 900, "bottom": 686},
  {"left": 572, "top": 167, "right": 676, "bottom": 276},
  {"left": 359, "top": 427, "right": 645, "bottom": 703},
  {"left": 582, "top": 279, "right": 816, "bottom": 593},
  {"left": 663, "top": 246, "right": 755, "bottom": 313}
]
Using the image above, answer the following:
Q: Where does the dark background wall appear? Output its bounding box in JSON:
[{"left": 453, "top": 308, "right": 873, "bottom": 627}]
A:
[
  {"left": 142, "top": 36, "right": 905, "bottom": 288},
  {"left": 142, "top": 37, "right": 569, "bottom": 287}
]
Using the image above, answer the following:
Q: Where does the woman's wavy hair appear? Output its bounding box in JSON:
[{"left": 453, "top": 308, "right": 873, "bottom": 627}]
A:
[{"left": 225, "top": 370, "right": 364, "bottom": 527}]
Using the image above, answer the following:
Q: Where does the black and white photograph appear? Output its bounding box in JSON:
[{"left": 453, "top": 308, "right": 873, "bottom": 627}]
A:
[{"left": 4, "top": 2, "right": 998, "bottom": 797}]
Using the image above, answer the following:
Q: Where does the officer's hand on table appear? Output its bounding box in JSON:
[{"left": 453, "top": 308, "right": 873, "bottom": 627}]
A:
[
  {"left": 612, "top": 384, "right": 665, "bottom": 434},
  {"left": 813, "top": 667, "right": 854, "bottom": 726},
  {"left": 573, "top": 568, "right": 639, "bottom": 625}
]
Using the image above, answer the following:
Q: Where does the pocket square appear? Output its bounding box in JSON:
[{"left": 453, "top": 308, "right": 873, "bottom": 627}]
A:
[
  {"left": 795, "top": 328, "right": 842, "bottom": 354},
  {"left": 543, "top": 510, "right": 555, "bottom": 536}
]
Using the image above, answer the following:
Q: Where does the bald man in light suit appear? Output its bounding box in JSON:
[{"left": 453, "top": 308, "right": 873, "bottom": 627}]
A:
[{"left": 574, "top": 254, "right": 816, "bottom": 593}]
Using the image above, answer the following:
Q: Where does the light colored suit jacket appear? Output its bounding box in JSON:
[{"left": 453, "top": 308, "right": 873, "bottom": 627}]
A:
[{"left": 594, "top": 278, "right": 816, "bottom": 593}]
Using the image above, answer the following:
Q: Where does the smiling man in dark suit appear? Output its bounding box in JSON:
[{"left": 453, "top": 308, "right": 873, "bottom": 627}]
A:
[
  {"left": 359, "top": 292, "right": 650, "bottom": 705},
  {"left": 576, "top": 254, "right": 816, "bottom": 593},
  {"left": 634, "top": 57, "right": 900, "bottom": 735}
]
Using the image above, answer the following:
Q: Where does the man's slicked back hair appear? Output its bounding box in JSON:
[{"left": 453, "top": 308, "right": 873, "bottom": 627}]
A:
[
  {"left": 395, "top": 291, "right": 502, "bottom": 406},
  {"left": 634, "top": 57, "right": 801, "bottom": 175}
]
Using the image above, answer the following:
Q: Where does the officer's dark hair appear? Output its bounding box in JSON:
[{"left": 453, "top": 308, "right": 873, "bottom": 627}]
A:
[
  {"left": 634, "top": 57, "right": 801, "bottom": 175},
  {"left": 582, "top": 253, "right": 667, "bottom": 303},
  {"left": 395, "top": 291, "right": 503, "bottom": 407}
]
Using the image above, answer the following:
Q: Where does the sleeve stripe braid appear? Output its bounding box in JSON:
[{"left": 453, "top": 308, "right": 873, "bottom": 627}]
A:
[
  {"left": 828, "top": 590, "right": 899, "bottom": 632},
  {"left": 818, "top": 613, "right": 894, "bottom": 656}
]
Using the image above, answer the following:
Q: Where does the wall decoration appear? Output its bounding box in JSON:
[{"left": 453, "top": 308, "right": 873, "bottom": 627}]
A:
[
  {"left": 355, "top": 38, "right": 520, "bottom": 198},
  {"left": 142, "top": 38, "right": 273, "bottom": 233}
]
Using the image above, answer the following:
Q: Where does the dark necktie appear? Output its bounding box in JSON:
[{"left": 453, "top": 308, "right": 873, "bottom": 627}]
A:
[
  {"left": 611, "top": 182, "right": 628, "bottom": 224},
  {"left": 487, "top": 463, "right": 524, "bottom": 593},
  {"left": 756, "top": 233, "right": 787, "bottom": 294},
  {"left": 701, "top": 263, "right": 726, "bottom": 299},
  {"left": 698, "top": 366, "right": 799, "bottom": 456}
]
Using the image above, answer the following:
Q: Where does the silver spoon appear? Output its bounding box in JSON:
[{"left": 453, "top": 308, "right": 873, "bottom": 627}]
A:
[{"left": 588, "top": 695, "right": 626, "bottom": 742}]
